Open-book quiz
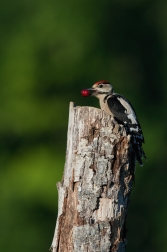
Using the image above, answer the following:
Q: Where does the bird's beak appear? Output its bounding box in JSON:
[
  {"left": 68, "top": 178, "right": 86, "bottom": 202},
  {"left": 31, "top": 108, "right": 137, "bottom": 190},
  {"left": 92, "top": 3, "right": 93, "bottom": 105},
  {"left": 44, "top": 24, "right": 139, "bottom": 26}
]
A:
[{"left": 87, "top": 88, "right": 96, "bottom": 96}]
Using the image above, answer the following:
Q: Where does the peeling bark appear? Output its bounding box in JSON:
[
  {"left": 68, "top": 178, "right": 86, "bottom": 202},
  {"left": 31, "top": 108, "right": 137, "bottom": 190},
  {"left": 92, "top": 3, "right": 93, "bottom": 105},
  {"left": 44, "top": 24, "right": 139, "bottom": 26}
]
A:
[{"left": 51, "top": 102, "right": 135, "bottom": 252}]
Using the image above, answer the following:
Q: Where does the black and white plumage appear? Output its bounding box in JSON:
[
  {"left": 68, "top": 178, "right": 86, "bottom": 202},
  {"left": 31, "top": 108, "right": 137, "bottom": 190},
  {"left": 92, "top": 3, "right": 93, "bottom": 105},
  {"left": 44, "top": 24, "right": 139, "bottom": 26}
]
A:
[{"left": 86, "top": 80, "right": 146, "bottom": 166}]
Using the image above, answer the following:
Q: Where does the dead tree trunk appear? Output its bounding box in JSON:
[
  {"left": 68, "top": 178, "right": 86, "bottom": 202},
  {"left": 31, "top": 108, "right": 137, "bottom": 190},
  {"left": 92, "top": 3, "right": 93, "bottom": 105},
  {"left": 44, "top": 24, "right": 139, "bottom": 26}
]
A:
[{"left": 51, "top": 102, "right": 135, "bottom": 252}]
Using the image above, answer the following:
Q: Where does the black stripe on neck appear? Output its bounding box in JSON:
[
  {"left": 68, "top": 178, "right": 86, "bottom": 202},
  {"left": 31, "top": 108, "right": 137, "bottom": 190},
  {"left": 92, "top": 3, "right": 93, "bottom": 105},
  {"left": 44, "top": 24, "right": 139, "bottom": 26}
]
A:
[
  {"left": 99, "top": 92, "right": 109, "bottom": 94},
  {"left": 103, "top": 94, "right": 110, "bottom": 103}
]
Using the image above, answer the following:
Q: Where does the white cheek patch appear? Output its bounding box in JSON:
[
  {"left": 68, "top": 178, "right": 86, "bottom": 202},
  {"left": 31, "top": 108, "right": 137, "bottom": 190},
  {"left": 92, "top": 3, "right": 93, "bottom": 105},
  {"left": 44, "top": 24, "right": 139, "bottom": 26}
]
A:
[{"left": 117, "top": 97, "right": 137, "bottom": 124}]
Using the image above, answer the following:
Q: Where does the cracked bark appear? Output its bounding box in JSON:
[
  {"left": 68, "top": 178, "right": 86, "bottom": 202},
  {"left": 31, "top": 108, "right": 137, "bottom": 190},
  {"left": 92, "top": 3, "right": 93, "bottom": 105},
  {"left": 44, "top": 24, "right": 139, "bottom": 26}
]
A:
[{"left": 51, "top": 102, "right": 135, "bottom": 252}]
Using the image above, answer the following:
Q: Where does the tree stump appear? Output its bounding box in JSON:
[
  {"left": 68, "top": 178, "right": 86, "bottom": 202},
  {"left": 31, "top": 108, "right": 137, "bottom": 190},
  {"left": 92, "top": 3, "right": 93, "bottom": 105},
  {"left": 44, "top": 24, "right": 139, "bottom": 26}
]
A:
[{"left": 51, "top": 102, "right": 135, "bottom": 252}]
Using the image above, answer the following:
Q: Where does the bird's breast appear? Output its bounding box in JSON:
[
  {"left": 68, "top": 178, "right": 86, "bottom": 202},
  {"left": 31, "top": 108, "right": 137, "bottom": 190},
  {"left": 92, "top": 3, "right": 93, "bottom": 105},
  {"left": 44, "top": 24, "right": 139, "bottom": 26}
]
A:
[{"left": 99, "top": 97, "right": 113, "bottom": 116}]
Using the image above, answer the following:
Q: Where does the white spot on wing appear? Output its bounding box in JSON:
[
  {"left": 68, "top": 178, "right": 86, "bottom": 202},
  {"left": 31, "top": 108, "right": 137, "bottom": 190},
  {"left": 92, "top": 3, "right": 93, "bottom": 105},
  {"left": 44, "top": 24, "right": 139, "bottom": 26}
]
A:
[{"left": 130, "top": 127, "right": 139, "bottom": 132}]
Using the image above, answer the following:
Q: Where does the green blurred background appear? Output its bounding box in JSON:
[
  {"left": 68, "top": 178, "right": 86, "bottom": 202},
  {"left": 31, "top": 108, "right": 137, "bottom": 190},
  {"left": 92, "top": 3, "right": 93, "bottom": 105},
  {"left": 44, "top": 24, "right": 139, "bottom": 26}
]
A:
[{"left": 0, "top": 0, "right": 167, "bottom": 251}]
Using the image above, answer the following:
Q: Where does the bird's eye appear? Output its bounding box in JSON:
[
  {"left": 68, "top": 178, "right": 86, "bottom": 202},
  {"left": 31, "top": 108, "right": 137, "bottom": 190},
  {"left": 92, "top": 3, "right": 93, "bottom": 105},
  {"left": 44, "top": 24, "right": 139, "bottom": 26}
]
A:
[{"left": 99, "top": 84, "right": 103, "bottom": 88}]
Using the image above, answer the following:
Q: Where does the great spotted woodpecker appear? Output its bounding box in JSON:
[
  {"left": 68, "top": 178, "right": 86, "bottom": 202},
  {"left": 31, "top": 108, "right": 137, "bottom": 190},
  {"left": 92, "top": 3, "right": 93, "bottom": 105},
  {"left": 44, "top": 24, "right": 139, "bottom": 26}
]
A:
[{"left": 81, "top": 80, "right": 146, "bottom": 166}]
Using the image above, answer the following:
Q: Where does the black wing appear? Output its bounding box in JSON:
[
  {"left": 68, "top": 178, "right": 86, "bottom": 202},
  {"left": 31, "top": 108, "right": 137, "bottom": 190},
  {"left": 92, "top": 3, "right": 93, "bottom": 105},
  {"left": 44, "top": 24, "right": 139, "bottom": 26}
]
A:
[
  {"left": 107, "top": 94, "right": 144, "bottom": 142},
  {"left": 107, "top": 94, "right": 136, "bottom": 123},
  {"left": 107, "top": 94, "right": 146, "bottom": 165}
]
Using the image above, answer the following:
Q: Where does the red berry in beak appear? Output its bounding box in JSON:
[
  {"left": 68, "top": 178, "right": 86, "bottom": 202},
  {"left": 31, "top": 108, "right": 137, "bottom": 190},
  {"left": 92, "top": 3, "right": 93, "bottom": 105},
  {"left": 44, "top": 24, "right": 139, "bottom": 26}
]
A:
[{"left": 81, "top": 89, "right": 90, "bottom": 97}]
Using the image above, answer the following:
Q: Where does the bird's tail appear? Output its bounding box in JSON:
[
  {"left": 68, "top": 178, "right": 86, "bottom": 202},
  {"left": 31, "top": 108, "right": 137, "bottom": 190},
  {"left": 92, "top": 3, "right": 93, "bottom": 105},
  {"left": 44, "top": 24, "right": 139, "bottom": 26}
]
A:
[{"left": 132, "top": 135, "right": 146, "bottom": 166}]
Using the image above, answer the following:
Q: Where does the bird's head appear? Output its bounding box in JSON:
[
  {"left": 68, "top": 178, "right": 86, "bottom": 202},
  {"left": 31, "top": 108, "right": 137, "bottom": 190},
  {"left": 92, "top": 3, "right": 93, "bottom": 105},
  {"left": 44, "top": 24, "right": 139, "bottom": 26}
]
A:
[{"left": 81, "top": 80, "right": 114, "bottom": 98}]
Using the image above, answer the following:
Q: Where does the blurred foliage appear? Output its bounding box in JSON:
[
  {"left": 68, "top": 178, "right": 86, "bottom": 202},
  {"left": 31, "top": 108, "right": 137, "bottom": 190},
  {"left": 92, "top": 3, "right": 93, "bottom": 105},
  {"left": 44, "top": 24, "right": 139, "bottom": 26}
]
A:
[{"left": 0, "top": 0, "right": 167, "bottom": 251}]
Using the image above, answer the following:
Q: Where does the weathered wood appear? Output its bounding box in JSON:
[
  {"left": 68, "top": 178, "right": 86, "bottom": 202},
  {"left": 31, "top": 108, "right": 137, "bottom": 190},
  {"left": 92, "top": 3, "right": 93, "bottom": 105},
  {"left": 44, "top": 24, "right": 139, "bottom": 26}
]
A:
[{"left": 51, "top": 102, "right": 135, "bottom": 252}]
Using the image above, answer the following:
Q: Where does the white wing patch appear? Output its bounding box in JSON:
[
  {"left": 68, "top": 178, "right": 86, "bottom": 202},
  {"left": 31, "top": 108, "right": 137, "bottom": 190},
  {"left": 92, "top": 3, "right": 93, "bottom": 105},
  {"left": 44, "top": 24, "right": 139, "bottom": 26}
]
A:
[
  {"left": 117, "top": 97, "right": 137, "bottom": 124},
  {"left": 130, "top": 127, "right": 139, "bottom": 132}
]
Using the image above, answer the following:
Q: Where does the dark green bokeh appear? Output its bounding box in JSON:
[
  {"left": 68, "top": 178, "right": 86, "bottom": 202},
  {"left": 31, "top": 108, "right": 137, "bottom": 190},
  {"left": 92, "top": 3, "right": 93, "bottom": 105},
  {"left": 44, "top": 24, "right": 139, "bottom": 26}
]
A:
[{"left": 0, "top": 1, "right": 167, "bottom": 251}]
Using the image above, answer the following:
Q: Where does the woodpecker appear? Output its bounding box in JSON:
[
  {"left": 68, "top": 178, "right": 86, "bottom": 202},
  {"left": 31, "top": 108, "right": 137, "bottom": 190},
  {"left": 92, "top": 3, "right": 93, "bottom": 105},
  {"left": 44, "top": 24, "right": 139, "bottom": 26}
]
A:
[{"left": 81, "top": 80, "right": 146, "bottom": 166}]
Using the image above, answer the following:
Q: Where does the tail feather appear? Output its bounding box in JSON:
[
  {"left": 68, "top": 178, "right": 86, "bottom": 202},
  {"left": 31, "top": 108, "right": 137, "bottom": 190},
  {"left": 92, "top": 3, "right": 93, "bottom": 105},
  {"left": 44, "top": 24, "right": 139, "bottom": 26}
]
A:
[{"left": 132, "top": 135, "right": 146, "bottom": 166}]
